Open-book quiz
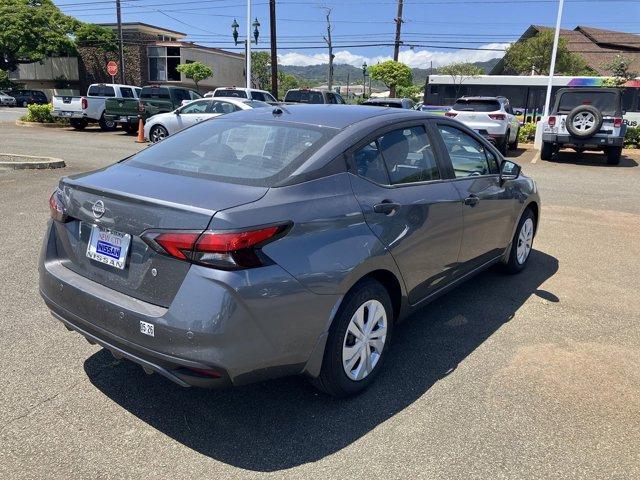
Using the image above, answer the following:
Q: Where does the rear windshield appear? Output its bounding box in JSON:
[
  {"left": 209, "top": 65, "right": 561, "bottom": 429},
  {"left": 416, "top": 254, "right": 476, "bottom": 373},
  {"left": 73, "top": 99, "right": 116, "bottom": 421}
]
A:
[
  {"left": 215, "top": 89, "right": 248, "bottom": 98},
  {"left": 127, "top": 120, "right": 333, "bottom": 186},
  {"left": 88, "top": 85, "right": 116, "bottom": 97},
  {"left": 453, "top": 100, "right": 501, "bottom": 112},
  {"left": 557, "top": 91, "right": 619, "bottom": 114},
  {"left": 141, "top": 87, "right": 170, "bottom": 100},
  {"left": 284, "top": 90, "right": 324, "bottom": 104}
]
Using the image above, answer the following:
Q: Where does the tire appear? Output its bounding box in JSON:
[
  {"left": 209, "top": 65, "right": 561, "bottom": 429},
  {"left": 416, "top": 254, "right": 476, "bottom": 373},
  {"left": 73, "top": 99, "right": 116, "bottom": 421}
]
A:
[
  {"left": 606, "top": 146, "right": 622, "bottom": 165},
  {"left": 503, "top": 208, "right": 536, "bottom": 274},
  {"left": 123, "top": 123, "right": 137, "bottom": 134},
  {"left": 149, "top": 124, "right": 168, "bottom": 143},
  {"left": 509, "top": 127, "right": 519, "bottom": 150},
  {"left": 70, "top": 118, "right": 88, "bottom": 130},
  {"left": 566, "top": 105, "right": 603, "bottom": 139},
  {"left": 540, "top": 141, "right": 554, "bottom": 161},
  {"left": 99, "top": 113, "right": 117, "bottom": 131},
  {"left": 499, "top": 131, "right": 509, "bottom": 155},
  {"left": 313, "top": 279, "right": 393, "bottom": 397},
  {"left": 22, "top": 100, "right": 28, "bottom": 107}
]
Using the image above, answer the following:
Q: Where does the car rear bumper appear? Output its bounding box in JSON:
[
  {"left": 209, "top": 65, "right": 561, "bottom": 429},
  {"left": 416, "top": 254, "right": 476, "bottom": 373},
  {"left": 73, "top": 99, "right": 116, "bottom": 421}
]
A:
[
  {"left": 39, "top": 221, "right": 340, "bottom": 388},
  {"left": 542, "top": 133, "right": 624, "bottom": 147}
]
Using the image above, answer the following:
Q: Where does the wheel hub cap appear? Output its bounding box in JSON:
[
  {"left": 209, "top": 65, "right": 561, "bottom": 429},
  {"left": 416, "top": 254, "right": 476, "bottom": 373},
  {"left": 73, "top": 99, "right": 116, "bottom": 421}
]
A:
[
  {"left": 342, "top": 299, "right": 387, "bottom": 381},
  {"left": 516, "top": 218, "right": 534, "bottom": 264}
]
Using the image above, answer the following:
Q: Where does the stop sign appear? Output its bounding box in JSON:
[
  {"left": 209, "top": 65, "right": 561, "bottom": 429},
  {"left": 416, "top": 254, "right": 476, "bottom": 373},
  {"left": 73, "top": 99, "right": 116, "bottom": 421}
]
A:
[{"left": 107, "top": 61, "right": 118, "bottom": 77}]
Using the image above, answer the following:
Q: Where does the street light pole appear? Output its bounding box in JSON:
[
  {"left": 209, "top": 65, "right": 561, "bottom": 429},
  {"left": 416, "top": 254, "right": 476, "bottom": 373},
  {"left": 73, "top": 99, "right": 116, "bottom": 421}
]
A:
[{"left": 543, "top": 0, "right": 565, "bottom": 116}]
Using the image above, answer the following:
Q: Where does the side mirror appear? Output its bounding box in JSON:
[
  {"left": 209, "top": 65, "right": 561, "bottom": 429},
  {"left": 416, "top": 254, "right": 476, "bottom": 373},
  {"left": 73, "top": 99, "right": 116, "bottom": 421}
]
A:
[{"left": 500, "top": 160, "right": 521, "bottom": 183}]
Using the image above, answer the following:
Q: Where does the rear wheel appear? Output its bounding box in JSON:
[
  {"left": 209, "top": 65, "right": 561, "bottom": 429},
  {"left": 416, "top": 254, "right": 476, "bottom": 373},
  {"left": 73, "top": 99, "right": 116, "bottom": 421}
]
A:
[
  {"left": 606, "top": 146, "right": 622, "bottom": 165},
  {"left": 123, "top": 123, "right": 137, "bottom": 134},
  {"left": 504, "top": 208, "right": 536, "bottom": 274},
  {"left": 540, "top": 141, "right": 554, "bottom": 160},
  {"left": 149, "top": 124, "right": 168, "bottom": 143},
  {"left": 70, "top": 118, "right": 88, "bottom": 130},
  {"left": 509, "top": 127, "right": 519, "bottom": 150},
  {"left": 499, "top": 131, "right": 509, "bottom": 155},
  {"left": 99, "top": 113, "right": 117, "bottom": 131},
  {"left": 313, "top": 279, "right": 393, "bottom": 397}
]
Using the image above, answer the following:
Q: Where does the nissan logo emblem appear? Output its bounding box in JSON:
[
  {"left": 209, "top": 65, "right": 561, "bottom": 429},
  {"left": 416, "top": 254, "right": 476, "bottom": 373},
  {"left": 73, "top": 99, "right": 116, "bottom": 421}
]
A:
[{"left": 92, "top": 200, "right": 105, "bottom": 219}]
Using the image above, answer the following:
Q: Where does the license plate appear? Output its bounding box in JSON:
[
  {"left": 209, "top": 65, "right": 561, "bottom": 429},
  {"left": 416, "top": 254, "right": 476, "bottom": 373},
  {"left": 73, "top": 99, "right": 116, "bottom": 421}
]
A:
[
  {"left": 120, "top": 116, "right": 129, "bottom": 122},
  {"left": 86, "top": 224, "right": 131, "bottom": 270},
  {"left": 59, "top": 111, "right": 73, "bottom": 117},
  {"left": 140, "top": 321, "right": 155, "bottom": 337}
]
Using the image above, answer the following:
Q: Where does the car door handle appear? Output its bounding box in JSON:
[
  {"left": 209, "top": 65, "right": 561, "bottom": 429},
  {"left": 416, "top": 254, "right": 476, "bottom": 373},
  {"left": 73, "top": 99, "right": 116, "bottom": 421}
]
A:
[
  {"left": 373, "top": 201, "right": 401, "bottom": 215},
  {"left": 464, "top": 195, "right": 480, "bottom": 206}
]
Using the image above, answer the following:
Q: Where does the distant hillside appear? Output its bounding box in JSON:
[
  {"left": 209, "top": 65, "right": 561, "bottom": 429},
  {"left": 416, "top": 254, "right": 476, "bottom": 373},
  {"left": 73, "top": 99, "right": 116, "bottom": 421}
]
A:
[{"left": 280, "top": 58, "right": 501, "bottom": 88}]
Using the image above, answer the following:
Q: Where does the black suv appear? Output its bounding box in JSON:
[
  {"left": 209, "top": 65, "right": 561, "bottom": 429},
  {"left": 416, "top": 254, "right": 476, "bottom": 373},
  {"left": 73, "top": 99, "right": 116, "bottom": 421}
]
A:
[
  {"left": 11, "top": 90, "right": 49, "bottom": 107},
  {"left": 541, "top": 87, "right": 626, "bottom": 165},
  {"left": 283, "top": 88, "right": 346, "bottom": 104}
]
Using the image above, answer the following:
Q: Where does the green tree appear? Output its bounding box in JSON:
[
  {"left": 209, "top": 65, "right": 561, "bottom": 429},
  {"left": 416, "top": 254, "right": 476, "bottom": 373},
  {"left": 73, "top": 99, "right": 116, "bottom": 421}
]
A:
[
  {"left": 503, "top": 30, "right": 592, "bottom": 76},
  {"left": 251, "top": 51, "right": 271, "bottom": 90},
  {"left": 74, "top": 23, "right": 118, "bottom": 52},
  {"left": 277, "top": 71, "right": 299, "bottom": 100},
  {"left": 602, "top": 54, "right": 637, "bottom": 86},
  {"left": 396, "top": 84, "right": 423, "bottom": 101},
  {"left": 0, "top": 0, "right": 77, "bottom": 72},
  {"left": 176, "top": 61, "right": 213, "bottom": 93},
  {"left": 439, "top": 62, "right": 483, "bottom": 100},
  {"left": 368, "top": 60, "right": 412, "bottom": 97}
]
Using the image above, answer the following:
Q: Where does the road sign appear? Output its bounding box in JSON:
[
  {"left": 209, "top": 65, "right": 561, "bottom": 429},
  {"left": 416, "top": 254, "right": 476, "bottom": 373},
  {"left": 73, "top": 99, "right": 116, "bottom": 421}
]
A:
[{"left": 107, "top": 61, "right": 118, "bottom": 77}]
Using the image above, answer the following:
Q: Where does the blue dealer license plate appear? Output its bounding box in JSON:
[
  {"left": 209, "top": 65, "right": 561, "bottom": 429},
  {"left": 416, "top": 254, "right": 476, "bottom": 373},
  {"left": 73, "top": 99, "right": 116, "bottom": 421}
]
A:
[{"left": 86, "top": 225, "right": 131, "bottom": 270}]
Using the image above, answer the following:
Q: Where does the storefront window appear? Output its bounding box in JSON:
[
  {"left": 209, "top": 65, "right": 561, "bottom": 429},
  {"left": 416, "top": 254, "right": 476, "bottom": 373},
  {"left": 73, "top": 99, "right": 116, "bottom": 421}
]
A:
[{"left": 148, "top": 46, "right": 181, "bottom": 82}]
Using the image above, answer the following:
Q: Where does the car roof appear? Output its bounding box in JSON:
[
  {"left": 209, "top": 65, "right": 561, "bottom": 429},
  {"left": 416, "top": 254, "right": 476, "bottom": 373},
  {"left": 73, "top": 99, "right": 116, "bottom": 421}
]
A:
[
  {"left": 221, "top": 104, "right": 429, "bottom": 129},
  {"left": 457, "top": 96, "right": 502, "bottom": 101}
]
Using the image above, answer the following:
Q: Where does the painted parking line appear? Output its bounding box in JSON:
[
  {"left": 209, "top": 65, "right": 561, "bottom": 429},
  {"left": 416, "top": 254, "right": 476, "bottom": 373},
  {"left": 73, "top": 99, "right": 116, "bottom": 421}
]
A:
[{"left": 531, "top": 151, "right": 540, "bottom": 164}]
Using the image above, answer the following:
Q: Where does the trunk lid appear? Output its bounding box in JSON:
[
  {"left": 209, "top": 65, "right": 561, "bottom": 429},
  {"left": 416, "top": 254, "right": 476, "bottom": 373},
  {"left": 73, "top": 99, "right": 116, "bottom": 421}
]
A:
[{"left": 53, "top": 162, "right": 268, "bottom": 307}]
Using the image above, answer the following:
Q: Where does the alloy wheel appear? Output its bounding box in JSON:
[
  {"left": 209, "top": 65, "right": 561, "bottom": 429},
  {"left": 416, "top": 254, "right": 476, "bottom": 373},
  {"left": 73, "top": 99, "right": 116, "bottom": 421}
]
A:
[
  {"left": 572, "top": 111, "right": 596, "bottom": 132},
  {"left": 151, "top": 126, "right": 167, "bottom": 143},
  {"left": 342, "top": 299, "right": 387, "bottom": 381}
]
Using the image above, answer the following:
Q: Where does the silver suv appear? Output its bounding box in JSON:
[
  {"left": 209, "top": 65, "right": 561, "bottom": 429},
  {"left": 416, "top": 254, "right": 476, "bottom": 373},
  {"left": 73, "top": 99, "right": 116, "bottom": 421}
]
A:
[{"left": 541, "top": 88, "right": 626, "bottom": 165}]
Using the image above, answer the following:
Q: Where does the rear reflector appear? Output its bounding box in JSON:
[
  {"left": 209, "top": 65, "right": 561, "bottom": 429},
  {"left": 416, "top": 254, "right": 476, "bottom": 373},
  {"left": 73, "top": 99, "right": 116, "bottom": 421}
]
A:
[
  {"left": 488, "top": 114, "right": 505, "bottom": 120},
  {"left": 614, "top": 117, "right": 623, "bottom": 128},
  {"left": 444, "top": 111, "right": 457, "bottom": 117},
  {"left": 548, "top": 116, "right": 556, "bottom": 127},
  {"left": 142, "top": 223, "right": 290, "bottom": 270}
]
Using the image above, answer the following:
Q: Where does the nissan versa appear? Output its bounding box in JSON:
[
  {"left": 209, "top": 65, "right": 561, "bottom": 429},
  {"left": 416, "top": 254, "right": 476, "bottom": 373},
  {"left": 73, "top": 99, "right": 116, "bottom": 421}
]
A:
[{"left": 39, "top": 105, "right": 540, "bottom": 397}]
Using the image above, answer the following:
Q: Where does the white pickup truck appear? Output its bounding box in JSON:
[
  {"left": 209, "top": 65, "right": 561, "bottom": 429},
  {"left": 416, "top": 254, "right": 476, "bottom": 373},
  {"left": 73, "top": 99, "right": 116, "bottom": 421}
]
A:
[{"left": 52, "top": 83, "right": 141, "bottom": 131}]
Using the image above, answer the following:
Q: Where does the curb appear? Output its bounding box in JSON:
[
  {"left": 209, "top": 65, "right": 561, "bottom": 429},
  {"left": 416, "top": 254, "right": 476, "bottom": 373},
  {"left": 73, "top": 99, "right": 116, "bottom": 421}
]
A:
[
  {"left": 14, "top": 120, "right": 68, "bottom": 129},
  {"left": 0, "top": 153, "right": 66, "bottom": 170}
]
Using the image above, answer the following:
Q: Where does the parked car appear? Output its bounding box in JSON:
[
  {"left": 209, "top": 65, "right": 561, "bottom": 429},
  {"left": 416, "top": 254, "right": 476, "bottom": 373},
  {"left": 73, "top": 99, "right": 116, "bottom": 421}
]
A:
[
  {"left": 10, "top": 89, "right": 49, "bottom": 107},
  {"left": 205, "top": 87, "right": 278, "bottom": 103},
  {"left": 52, "top": 84, "right": 141, "bottom": 131},
  {"left": 104, "top": 85, "right": 201, "bottom": 132},
  {"left": 40, "top": 105, "right": 539, "bottom": 397},
  {"left": 0, "top": 91, "right": 17, "bottom": 107},
  {"left": 362, "top": 97, "right": 416, "bottom": 109},
  {"left": 445, "top": 96, "right": 520, "bottom": 155},
  {"left": 283, "top": 88, "right": 346, "bottom": 104},
  {"left": 541, "top": 87, "right": 625, "bottom": 165},
  {"left": 144, "top": 97, "right": 269, "bottom": 142}
]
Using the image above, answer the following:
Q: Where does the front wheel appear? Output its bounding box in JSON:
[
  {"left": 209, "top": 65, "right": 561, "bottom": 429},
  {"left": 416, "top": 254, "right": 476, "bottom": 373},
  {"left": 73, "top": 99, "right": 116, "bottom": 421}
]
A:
[
  {"left": 313, "top": 279, "right": 393, "bottom": 397},
  {"left": 69, "top": 118, "right": 88, "bottom": 130},
  {"left": 149, "top": 124, "right": 168, "bottom": 143},
  {"left": 540, "top": 141, "right": 554, "bottom": 161},
  {"left": 605, "top": 146, "right": 622, "bottom": 165},
  {"left": 503, "top": 208, "right": 536, "bottom": 274}
]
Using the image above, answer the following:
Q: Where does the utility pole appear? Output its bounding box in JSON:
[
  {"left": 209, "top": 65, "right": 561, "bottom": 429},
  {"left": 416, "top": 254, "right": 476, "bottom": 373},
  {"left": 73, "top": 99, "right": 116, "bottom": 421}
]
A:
[
  {"left": 323, "top": 8, "right": 334, "bottom": 90},
  {"left": 269, "top": 0, "right": 278, "bottom": 98},
  {"left": 393, "top": 0, "right": 404, "bottom": 62},
  {"left": 115, "top": 0, "right": 125, "bottom": 84}
]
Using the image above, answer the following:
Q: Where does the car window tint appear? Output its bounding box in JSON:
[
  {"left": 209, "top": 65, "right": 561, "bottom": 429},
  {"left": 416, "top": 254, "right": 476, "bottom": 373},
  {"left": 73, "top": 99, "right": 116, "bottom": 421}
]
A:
[
  {"left": 120, "top": 87, "right": 134, "bottom": 98},
  {"left": 354, "top": 142, "right": 390, "bottom": 185},
  {"left": 264, "top": 92, "right": 277, "bottom": 102},
  {"left": 309, "top": 92, "right": 324, "bottom": 104},
  {"left": 172, "top": 89, "right": 191, "bottom": 103},
  {"left": 437, "top": 125, "right": 492, "bottom": 178},
  {"left": 335, "top": 93, "right": 346, "bottom": 104},
  {"left": 284, "top": 90, "right": 301, "bottom": 102},
  {"left": 485, "top": 148, "right": 499, "bottom": 174},
  {"left": 141, "top": 87, "right": 171, "bottom": 99},
  {"left": 252, "top": 92, "right": 265, "bottom": 101},
  {"left": 209, "top": 101, "right": 237, "bottom": 114},
  {"left": 215, "top": 89, "right": 247, "bottom": 98},
  {"left": 378, "top": 126, "right": 440, "bottom": 184},
  {"left": 180, "top": 100, "right": 209, "bottom": 114}
]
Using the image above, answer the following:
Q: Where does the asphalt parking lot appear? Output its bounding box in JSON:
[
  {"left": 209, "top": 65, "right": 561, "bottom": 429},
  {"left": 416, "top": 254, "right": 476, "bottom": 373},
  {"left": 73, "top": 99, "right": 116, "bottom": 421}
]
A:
[{"left": 1, "top": 116, "right": 639, "bottom": 479}]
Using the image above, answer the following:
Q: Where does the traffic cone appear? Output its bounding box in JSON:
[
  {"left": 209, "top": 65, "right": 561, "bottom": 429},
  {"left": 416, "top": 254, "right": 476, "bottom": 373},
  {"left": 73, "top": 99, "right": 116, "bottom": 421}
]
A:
[{"left": 135, "top": 117, "right": 145, "bottom": 143}]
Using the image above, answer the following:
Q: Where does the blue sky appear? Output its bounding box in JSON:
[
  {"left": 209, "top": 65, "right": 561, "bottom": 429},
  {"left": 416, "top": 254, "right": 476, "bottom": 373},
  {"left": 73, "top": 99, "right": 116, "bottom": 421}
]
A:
[{"left": 54, "top": 0, "right": 640, "bottom": 68}]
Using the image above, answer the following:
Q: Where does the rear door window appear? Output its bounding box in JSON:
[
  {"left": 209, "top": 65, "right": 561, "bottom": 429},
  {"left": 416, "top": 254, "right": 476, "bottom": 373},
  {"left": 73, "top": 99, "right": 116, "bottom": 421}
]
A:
[
  {"left": 209, "top": 100, "right": 239, "bottom": 114},
  {"left": 179, "top": 100, "right": 210, "bottom": 114},
  {"left": 452, "top": 99, "right": 501, "bottom": 112},
  {"left": 120, "top": 87, "right": 134, "bottom": 98}
]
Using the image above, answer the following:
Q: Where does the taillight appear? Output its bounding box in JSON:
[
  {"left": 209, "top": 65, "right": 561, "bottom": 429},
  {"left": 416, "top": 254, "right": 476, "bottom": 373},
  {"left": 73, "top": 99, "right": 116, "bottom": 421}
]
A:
[
  {"left": 548, "top": 116, "right": 556, "bottom": 127},
  {"left": 614, "top": 117, "right": 623, "bottom": 128},
  {"left": 488, "top": 114, "right": 505, "bottom": 120},
  {"left": 81, "top": 97, "right": 87, "bottom": 109},
  {"left": 49, "top": 188, "right": 69, "bottom": 222},
  {"left": 444, "top": 111, "right": 457, "bottom": 117},
  {"left": 142, "top": 224, "right": 290, "bottom": 270}
]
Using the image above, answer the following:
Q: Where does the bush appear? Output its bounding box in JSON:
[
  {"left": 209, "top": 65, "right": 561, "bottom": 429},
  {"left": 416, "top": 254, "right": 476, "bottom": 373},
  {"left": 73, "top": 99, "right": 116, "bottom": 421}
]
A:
[
  {"left": 518, "top": 122, "right": 537, "bottom": 143},
  {"left": 23, "top": 103, "right": 55, "bottom": 123},
  {"left": 624, "top": 126, "right": 640, "bottom": 149}
]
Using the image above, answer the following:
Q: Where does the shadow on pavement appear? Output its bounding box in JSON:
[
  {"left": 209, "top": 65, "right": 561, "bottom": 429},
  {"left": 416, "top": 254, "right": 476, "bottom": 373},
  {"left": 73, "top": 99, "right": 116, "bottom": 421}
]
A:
[
  {"left": 551, "top": 150, "right": 638, "bottom": 167},
  {"left": 84, "top": 250, "right": 559, "bottom": 472}
]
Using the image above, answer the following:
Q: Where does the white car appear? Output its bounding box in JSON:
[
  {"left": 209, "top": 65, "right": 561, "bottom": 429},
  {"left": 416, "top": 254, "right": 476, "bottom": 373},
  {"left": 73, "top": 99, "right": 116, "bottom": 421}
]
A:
[
  {"left": 204, "top": 87, "right": 278, "bottom": 103},
  {"left": 445, "top": 96, "right": 520, "bottom": 154},
  {"left": 144, "top": 97, "right": 270, "bottom": 143}
]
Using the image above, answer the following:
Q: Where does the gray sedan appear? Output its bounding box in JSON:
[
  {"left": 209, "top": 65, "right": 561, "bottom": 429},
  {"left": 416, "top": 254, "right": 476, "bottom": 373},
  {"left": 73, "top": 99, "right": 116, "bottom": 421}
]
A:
[
  {"left": 0, "top": 91, "right": 17, "bottom": 107},
  {"left": 39, "top": 105, "right": 540, "bottom": 397}
]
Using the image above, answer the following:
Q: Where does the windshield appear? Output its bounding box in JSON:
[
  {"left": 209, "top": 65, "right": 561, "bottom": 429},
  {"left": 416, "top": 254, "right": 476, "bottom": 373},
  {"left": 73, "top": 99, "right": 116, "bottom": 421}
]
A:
[
  {"left": 127, "top": 120, "right": 333, "bottom": 186},
  {"left": 215, "top": 89, "right": 247, "bottom": 98},
  {"left": 453, "top": 99, "right": 501, "bottom": 112},
  {"left": 557, "top": 91, "right": 619, "bottom": 115}
]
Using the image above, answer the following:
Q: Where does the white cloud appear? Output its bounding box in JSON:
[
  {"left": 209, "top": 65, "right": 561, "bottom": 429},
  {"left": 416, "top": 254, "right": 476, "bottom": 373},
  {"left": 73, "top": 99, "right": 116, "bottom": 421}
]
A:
[{"left": 278, "top": 43, "right": 509, "bottom": 69}]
